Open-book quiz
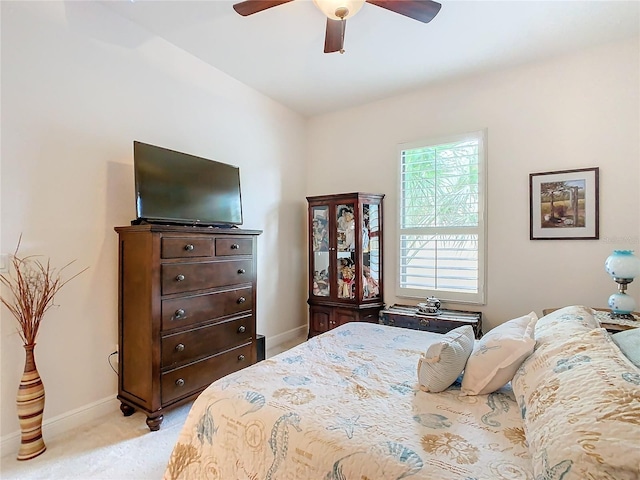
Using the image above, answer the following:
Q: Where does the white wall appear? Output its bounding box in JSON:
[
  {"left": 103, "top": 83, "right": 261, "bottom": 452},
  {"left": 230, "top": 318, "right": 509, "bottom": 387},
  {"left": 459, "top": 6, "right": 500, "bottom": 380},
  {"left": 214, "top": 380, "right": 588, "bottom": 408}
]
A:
[
  {"left": 307, "top": 37, "right": 640, "bottom": 330},
  {"left": 0, "top": 2, "right": 308, "bottom": 441}
]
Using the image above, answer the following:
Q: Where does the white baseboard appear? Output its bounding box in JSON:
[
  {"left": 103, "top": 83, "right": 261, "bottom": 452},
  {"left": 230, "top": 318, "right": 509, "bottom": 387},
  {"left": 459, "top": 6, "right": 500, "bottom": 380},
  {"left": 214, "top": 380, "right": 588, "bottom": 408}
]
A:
[
  {"left": 0, "top": 395, "right": 119, "bottom": 458},
  {"left": 264, "top": 324, "right": 307, "bottom": 353}
]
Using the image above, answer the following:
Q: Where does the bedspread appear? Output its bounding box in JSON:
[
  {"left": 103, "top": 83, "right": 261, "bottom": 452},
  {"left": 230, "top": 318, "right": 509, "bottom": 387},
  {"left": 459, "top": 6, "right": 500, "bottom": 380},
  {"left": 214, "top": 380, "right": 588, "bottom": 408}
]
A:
[{"left": 164, "top": 323, "right": 531, "bottom": 480}]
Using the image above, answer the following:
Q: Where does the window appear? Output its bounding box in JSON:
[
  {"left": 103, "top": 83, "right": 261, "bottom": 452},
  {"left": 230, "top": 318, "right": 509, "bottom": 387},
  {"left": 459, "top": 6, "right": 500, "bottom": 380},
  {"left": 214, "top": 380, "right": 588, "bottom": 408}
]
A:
[{"left": 397, "top": 130, "right": 486, "bottom": 304}]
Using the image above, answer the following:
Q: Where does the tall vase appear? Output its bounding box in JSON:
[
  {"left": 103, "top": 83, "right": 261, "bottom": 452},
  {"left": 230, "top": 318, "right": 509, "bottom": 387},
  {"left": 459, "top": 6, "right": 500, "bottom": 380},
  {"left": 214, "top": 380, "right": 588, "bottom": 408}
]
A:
[{"left": 16, "top": 343, "right": 46, "bottom": 461}]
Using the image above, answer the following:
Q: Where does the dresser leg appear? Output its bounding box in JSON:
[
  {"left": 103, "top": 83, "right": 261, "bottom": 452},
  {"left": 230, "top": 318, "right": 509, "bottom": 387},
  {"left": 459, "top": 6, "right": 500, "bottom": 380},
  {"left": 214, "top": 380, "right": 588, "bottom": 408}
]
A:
[
  {"left": 120, "top": 402, "right": 135, "bottom": 417},
  {"left": 146, "top": 414, "right": 164, "bottom": 431}
]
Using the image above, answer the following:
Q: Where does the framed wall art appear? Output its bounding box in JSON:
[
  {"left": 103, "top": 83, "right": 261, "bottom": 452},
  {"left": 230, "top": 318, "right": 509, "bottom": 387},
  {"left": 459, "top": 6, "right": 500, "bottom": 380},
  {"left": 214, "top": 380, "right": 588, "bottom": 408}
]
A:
[{"left": 529, "top": 167, "right": 599, "bottom": 240}]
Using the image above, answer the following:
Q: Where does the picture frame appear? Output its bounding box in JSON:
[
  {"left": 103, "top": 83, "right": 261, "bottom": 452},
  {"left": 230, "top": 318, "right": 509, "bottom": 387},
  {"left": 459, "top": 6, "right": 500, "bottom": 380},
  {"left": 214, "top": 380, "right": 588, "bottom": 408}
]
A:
[{"left": 529, "top": 167, "right": 599, "bottom": 240}]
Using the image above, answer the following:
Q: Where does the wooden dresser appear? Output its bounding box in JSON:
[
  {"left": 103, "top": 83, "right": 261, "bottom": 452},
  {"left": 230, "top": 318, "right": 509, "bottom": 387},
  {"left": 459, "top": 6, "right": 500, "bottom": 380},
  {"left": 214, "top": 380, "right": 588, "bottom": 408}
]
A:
[{"left": 114, "top": 224, "right": 261, "bottom": 430}]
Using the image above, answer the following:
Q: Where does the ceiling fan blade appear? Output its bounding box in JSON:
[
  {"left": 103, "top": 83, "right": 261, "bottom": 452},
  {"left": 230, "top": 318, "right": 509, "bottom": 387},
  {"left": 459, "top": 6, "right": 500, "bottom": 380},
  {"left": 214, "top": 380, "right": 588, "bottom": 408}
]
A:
[
  {"left": 324, "top": 18, "right": 346, "bottom": 54},
  {"left": 365, "top": 0, "right": 441, "bottom": 23},
  {"left": 233, "top": 0, "right": 294, "bottom": 16}
]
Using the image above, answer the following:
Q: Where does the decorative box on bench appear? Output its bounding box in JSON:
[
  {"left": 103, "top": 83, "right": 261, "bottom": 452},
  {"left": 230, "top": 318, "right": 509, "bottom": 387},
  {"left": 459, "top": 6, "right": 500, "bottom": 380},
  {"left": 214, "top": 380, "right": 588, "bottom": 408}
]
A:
[{"left": 379, "top": 304, "right": 482, "bottom": 339}]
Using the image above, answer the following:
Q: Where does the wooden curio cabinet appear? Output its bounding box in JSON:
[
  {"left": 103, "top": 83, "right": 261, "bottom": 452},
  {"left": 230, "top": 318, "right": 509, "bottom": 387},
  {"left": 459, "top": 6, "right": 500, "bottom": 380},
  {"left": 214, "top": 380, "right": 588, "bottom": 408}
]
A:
[{"left": 307, "top": 193, "right": 384, "bottom": 337}]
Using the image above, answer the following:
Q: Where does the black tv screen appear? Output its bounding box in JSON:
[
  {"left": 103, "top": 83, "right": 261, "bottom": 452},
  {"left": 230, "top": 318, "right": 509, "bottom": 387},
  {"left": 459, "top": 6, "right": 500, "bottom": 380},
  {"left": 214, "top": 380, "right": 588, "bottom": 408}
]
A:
[{"left": 133, "top": 141, "right": 243, "bottom": 227}]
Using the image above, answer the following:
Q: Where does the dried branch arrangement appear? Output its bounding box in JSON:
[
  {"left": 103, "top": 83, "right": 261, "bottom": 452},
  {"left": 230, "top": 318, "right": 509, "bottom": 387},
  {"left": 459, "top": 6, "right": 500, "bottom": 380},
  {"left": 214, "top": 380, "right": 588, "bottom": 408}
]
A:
[{"left": 0, "top": 238, "right": 87, "bottom": 345}]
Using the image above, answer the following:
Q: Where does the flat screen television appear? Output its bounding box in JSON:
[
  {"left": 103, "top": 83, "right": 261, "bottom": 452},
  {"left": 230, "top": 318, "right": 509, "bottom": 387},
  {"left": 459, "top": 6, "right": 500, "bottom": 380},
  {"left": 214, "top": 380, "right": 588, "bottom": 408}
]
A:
[{"left": 133, "top": 141, "right": 243, "bottom": 227}]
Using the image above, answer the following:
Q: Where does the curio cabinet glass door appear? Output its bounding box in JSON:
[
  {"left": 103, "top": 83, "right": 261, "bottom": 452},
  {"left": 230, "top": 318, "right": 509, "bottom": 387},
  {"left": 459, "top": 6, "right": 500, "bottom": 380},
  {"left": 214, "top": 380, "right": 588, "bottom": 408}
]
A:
[{"left": 307, "top": 193, "right": 384, "bottom": 337}]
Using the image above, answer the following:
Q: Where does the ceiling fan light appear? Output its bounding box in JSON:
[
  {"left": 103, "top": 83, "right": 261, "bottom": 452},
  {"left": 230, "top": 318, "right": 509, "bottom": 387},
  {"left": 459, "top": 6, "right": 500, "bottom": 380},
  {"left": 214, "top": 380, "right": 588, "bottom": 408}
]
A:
[{"left": 313, "top": 0, "right": 365, "bottom": 20}]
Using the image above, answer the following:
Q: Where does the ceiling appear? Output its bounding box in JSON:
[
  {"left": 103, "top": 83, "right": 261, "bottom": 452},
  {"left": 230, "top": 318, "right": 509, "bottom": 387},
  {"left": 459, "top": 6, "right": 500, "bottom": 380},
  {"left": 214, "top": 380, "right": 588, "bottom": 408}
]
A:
[{"left": 101, "top": 0, "right": 639, "bottom": 117}]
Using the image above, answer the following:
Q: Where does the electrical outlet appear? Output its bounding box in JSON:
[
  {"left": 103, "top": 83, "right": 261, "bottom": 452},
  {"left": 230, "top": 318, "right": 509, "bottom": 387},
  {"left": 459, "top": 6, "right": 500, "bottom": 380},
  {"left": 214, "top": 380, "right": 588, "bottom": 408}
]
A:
[{"left": 0, "top": 254, "right": 9, "bottom": 274}]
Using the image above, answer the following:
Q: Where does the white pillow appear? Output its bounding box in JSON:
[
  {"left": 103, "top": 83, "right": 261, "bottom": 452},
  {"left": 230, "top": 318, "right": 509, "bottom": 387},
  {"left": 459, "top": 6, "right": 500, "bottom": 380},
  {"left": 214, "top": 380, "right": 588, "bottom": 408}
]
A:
[
  {"left": 417, "top": 325, "right": 474, "bottom": 393},
  {"left": 461, "top": 311, "right": 538, "bottom": 395}
]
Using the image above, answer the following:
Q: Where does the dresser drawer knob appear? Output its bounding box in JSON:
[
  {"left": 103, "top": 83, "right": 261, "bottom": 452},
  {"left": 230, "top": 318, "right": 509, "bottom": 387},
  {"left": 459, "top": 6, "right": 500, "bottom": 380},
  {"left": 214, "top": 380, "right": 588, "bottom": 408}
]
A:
[
  {"left": 419, "top": 319, "right": 430, "bottom": 327},
  {"left": 175, "top": 274, "right": 185, "bottom": 282},
  {"left": 237, "top": 325, "right": 246, "bottom": 333},
  {"left": 231, "top": 243, "right": 240, "bottom": 250},
  {"left": 174, "top": 309, "right": 186, "bottom": 319},
  {"left": 237, "top": 296, "right": 246, "bottom": 304},
  {"left": 238, "top": 354, "right": 245, "bottom": 361},
  {"left": 175, "top": 343, "right": 185, "bottom": 352},
  {"left": 175, "top": 378, "right": 185, "bottom": 387},
  {"left": 184, "top": 244, "right": 194, "bottom": 251},
  {"left": 237, "top": 268, "right": 246, "bottom": 275}
]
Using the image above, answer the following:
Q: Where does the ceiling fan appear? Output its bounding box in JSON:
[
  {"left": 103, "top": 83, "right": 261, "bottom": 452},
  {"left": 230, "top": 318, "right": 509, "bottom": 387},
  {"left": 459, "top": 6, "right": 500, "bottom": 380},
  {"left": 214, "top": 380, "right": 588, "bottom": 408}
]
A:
[{"left": 232, "top": 0, "right": 442, "bottom": 54}]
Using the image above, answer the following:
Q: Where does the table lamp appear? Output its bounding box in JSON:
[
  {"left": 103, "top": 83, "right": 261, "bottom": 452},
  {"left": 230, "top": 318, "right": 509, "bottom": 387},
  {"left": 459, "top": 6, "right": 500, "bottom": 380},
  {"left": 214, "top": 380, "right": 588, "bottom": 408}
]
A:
[{"left": 604, "top": 250, "right": 640, "bottom": 319}]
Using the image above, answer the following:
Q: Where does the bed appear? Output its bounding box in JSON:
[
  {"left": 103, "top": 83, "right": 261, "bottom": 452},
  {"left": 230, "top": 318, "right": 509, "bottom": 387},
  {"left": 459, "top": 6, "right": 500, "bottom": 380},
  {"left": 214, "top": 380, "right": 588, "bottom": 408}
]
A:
[{"left": 163, "top": 306, "right": 640, "bottom": 480}]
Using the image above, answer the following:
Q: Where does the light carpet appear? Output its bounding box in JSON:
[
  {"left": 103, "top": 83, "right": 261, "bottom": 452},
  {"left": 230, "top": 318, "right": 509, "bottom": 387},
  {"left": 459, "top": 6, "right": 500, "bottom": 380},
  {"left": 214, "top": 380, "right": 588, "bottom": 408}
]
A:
[
  {"left": 0, "top": 336, "right": 306, "bottom": 480},
  {"left": 0, "top": 401, "right": 192, "bottom": 480}
]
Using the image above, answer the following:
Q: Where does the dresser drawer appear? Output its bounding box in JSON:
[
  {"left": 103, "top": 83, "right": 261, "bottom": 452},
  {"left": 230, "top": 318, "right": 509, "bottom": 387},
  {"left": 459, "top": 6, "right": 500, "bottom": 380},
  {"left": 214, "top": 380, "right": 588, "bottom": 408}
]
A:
[
  {"left": 161, "top": 343, "right": 253, "bottom": 404},
  {"left": 381, "top": 316, "right": 462, "bottom": 334},
  {"left": 161, "top": 260, "right": 253, "bottom": 295},
  {"left": 161, "top": 237, "right": 214, "bottom": 259},
  {"left": 161, "top": 316, "right": 253, "bottom": 368},
  {"left": 215, "top": 238, "right": 253, "bottom": 256},
  {"left": 161, "top": 287, "right": 252, "bottom": 331}
]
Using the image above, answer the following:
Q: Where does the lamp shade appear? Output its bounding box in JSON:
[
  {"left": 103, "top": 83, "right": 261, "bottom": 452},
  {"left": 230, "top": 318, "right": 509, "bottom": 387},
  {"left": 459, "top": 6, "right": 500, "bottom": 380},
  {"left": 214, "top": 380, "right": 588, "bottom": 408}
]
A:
[
  {"left": 313, "top": 0, "right": 365, "bottom": 20},
  {"left": 604, "top": 250, "right": 640, "bottom": 280}
]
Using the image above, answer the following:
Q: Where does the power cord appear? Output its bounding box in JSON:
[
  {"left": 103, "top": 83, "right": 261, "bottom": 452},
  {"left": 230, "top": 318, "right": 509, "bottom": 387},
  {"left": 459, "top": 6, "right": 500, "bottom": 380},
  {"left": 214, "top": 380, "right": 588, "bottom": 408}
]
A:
[{"left": 108, "top": 350, "right": 118, "bottom": 375}]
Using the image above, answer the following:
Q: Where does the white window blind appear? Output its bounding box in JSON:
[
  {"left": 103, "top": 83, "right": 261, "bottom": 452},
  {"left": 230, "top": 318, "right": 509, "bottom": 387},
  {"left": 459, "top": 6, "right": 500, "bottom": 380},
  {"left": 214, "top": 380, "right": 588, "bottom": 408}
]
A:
[{"left": 397, "top": 131, "right": 486, "bottom": 304}]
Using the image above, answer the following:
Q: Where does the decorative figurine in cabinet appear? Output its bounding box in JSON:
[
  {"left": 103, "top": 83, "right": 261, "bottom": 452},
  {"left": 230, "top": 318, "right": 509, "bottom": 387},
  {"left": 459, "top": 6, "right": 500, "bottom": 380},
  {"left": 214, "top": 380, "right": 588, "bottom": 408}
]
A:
[{"left": 307, "top": 193, "right": 384, "bottom": 337}]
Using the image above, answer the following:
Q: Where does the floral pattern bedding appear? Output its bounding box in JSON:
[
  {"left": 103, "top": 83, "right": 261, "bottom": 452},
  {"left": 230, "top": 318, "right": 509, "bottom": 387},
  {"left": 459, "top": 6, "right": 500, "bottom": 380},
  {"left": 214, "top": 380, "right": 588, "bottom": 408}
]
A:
[
  {"left": 164, "top": 323, "right": 531, "bottom": 480},
  {"left": 512, "top": 306, "right": 640, "bottom": 479}
]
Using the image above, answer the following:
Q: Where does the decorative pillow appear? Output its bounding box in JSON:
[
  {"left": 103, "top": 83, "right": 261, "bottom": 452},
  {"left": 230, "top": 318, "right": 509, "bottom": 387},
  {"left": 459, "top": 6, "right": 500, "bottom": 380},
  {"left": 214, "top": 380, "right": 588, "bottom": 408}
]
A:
[
  {"left": 460, "top": 311, "right": 538, "bottom": 395},
  {"left": 417, "top": 325, "right": 474, "bottom": 393},
  {"left": 512, "top": 327, "right": 640, "bottom": 479},
  {"left": 535, "top": 305, "right": 598, "bottom": 345},
  {"left": 611, "top": 328, "right": 640, "bottom": 368}
]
